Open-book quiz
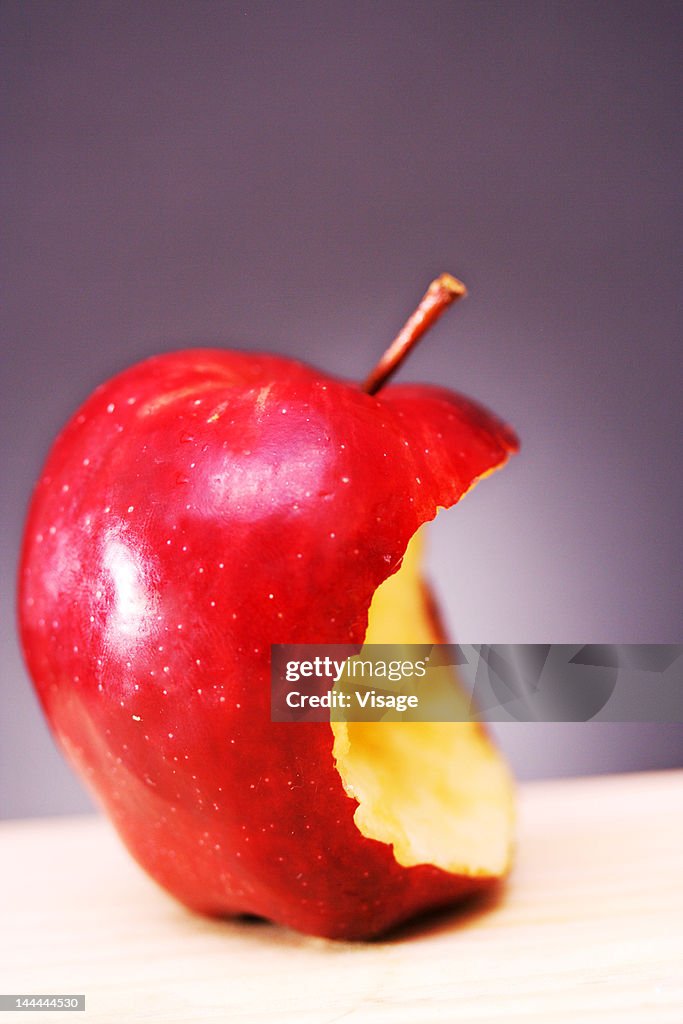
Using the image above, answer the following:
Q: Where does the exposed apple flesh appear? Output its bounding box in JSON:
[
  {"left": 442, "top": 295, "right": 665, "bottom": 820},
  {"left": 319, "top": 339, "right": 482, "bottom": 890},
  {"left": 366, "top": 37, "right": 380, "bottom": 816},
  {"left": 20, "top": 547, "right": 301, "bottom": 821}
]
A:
[
  {"left": 19, "top": 276, "right": 519, "bottom": 939},
  {"left": 334, "top": 525, "right": 514, "bottom": 880}
]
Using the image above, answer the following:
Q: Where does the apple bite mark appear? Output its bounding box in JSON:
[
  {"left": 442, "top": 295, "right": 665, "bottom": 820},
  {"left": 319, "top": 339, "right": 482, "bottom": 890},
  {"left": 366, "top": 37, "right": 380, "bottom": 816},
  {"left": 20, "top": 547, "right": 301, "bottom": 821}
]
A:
[{"left": 332, "top": 525, "right": 514, "bottom": 879}]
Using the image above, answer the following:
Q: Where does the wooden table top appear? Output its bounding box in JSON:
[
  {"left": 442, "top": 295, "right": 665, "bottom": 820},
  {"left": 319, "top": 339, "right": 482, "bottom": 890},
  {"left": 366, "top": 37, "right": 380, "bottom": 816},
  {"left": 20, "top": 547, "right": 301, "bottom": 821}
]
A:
[{"left": 1, "top": 770, "right": 682, "bottom": 1022}]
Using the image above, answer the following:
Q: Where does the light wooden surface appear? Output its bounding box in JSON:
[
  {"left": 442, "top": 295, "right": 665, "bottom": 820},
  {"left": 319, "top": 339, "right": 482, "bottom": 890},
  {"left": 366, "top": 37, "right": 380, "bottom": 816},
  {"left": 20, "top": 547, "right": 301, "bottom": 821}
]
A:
[{"left": 1, "top": 770, "right": 682, "bottom": 1023}]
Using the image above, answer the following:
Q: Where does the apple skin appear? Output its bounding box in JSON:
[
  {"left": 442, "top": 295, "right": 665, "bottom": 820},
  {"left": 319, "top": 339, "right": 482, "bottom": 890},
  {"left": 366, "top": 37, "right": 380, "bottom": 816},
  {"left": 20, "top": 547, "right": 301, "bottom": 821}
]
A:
[{"left": 19, "top": 349, "right": 517, "bottom": 939}]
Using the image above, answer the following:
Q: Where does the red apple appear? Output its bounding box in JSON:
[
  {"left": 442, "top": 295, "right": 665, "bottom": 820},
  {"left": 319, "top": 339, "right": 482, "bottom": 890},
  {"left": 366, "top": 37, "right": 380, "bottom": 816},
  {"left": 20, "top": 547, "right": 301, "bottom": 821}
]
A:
[{"left": 19, "top": 276, "right": 518, "bottom": 939}]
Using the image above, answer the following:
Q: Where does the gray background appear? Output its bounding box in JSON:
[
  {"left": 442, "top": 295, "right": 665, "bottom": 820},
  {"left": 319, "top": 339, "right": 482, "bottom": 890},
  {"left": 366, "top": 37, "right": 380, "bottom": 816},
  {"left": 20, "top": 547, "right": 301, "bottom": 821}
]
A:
[{"left": 2, "top": 0, "right": 681, "bottom": 818}]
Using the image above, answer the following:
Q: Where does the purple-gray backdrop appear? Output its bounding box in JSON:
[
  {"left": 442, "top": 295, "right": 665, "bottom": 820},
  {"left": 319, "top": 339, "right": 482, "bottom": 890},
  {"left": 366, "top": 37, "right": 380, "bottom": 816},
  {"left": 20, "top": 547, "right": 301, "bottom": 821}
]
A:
[{"left": 2, "top": 1, "right": 682, "bottom": 817}]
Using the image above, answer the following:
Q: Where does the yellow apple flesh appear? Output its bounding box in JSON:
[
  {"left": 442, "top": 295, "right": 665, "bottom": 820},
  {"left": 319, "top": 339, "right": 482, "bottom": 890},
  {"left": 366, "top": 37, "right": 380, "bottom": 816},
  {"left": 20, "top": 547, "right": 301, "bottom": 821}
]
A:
[{"left": 333, "top": 524, "right": 515, "bottom": 880}]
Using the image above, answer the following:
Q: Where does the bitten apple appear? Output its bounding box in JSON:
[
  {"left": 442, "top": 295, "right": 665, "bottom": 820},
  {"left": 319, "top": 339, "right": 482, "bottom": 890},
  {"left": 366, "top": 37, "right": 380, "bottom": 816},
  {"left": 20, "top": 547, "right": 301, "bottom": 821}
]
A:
[{"left": 19, "top": 276, "right": 518, "bottom": 939}]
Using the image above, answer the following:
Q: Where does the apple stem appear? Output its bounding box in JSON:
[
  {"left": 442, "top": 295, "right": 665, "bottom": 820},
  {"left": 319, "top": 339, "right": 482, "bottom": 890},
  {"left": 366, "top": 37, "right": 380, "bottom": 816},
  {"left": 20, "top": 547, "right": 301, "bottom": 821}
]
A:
[{"left": 362, "top": 274, "right": 467, "bottom": 396}]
